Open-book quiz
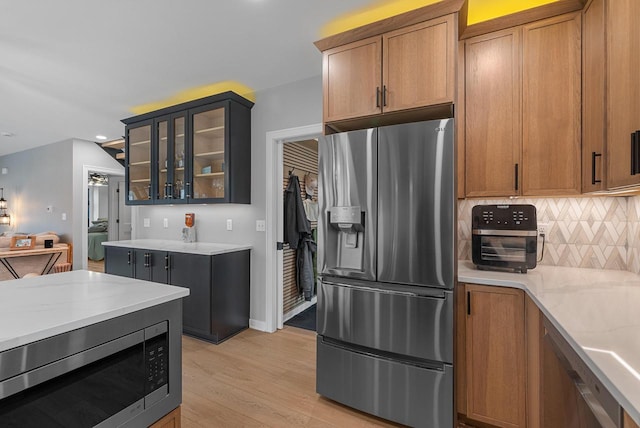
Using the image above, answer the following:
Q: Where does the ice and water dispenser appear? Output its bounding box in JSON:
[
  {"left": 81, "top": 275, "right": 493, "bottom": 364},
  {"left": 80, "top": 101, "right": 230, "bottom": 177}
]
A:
[{"left": 325, "top": 206, "right": 366, "bottom": 272}]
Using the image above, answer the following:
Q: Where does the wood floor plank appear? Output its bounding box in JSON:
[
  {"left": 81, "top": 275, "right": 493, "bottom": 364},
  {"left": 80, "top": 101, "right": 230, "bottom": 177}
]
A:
[{"left": 181, "top": 327, "right": 403, "bottom": 427}]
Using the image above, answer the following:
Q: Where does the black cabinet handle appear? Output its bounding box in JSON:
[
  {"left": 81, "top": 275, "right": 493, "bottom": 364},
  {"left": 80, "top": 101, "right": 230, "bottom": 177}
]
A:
[
  {"left": 165, "top": 255, "right": 170, "bottom": 271},
  {"left": 147, "top": 185, "right": 152, "bottom": 200},
  {"left": 592, "top": 152, "right": 602, "bottom": 185},
  {"left": 144, "top": 253, "right": 151, "bottom": 268},
  {"left": 127, "top": 251, "right": 131, "bottom": 265},
  {"left": 167, "top": 183, "right": 173, "bottom": 199},
  {"left": 636, "top": 131, "right": 640, "bottom": 175},
  {"left": 382, "top": 85, "right": 388, "bottom": 107},
  {"left": 164, "top": 183, "right": 168, "bottom": 199},
  {"left": 376, "top": 87, "right": 381, "bottom": 108},
  {"left": 467, "top": 291, "right": 471, "bottom": 315},
  {"left": 631, "top": 131, "right": 640, "bottom": 176},
  {"left": 186, "top": 182, "right": 191, "bottom": 199},
  {"left": 515, "top": 163, "right": 519, "bottom": 191}
]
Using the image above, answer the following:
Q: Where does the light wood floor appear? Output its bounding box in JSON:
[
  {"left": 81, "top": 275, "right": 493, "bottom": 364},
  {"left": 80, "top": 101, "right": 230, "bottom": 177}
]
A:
[
  {"left": 87, "top": 259, "right": 104, "bottom": 273},
  {"left": 181, "top": 327, "right": 403, "bottom": 427}
]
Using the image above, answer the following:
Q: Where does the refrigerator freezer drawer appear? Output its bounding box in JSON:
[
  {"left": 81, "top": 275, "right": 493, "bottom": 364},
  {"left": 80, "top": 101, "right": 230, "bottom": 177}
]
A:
[
  {"left": 318, "top": 280, "right": 453, "bottom": 363},
  {"left": 317, "top": 336, "right": 453, "bottom": 428}
]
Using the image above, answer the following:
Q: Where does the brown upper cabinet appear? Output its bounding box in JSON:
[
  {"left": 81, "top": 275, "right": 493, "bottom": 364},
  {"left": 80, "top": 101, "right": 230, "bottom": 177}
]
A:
[
  {"left": 583, "top": 0, "right": 640, "bottom": 190},
  {"left": 322, "top": 14, "right": 456, "bottom": 131},
  {"left": 463, "top": 12, "right": 582, "bottom": 198}
]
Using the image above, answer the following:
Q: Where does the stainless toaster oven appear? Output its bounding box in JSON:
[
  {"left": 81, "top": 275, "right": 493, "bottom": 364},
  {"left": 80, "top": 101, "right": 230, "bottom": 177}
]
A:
[{"left": 472, "top": 204, "right": 537, "bottom": 273}]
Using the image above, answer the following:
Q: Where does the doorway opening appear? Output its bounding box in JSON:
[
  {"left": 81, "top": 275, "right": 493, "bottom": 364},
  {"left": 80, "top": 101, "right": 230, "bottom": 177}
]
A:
[
  {"left": 82, "top": 165, "right": 128, "bottom": 272},
  {"left": 264, "top": 123, "right": 322, "bottom": 332},
  {"left": 282, "top": 139, "right": 319, "bottom": 325}
]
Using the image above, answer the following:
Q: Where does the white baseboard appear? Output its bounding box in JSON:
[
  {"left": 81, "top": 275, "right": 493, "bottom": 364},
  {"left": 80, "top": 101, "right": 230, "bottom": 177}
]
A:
[
  {"left": 249, "top": 318, "right": 274, "bottom": 333},
  {"left": 283, "top": 296, "right": 317, "bottom": 322}
]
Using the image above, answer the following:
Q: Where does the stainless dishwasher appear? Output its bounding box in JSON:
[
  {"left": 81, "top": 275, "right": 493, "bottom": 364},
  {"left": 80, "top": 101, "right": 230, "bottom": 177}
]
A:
[{"left": 543, "top": 317, "right": 621, "bottom": 428}]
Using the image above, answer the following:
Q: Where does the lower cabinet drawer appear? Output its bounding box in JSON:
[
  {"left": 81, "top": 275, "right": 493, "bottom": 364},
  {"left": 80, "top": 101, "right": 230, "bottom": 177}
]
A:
[{"left": 316, "top": 336, "right": 453, "bottom": 428}]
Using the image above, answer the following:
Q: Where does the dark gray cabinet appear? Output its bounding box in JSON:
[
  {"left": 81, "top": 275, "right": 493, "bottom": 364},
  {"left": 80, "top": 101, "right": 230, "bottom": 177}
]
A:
[
  {"left": 122, "top": 92, "right": 253, "bottom": 205},
  {"left": 104, "top": 247, "right": 134, "bottom": 278},
  {"left": 134, "top": 249, "right": 168, "bottom": 283},
  {"left": 104, "top": 246, "right": 250, "bottom": 344}
]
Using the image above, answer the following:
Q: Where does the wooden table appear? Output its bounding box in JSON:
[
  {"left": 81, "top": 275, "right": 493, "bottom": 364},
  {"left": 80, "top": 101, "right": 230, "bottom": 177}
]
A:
[{"left": 0, "top": 244, "right": 69, "bottom": 279}]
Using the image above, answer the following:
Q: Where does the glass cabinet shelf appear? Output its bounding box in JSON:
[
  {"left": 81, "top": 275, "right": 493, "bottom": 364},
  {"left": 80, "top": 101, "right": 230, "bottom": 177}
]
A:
[
  {"left": 195, "top": 126, "right": 224, "bottom": 134},
  {"left": 130, "top": 140, "right": 151, "bottom": 146}
]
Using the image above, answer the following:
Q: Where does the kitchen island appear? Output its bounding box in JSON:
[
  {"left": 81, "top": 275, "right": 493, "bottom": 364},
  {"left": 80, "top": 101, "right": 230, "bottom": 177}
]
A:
[
  {"left": 0, "top": 270, "right": 189, "bottom": 427},
  {"left": 460, "top": 261, "right": 640, "bottom": 427}
]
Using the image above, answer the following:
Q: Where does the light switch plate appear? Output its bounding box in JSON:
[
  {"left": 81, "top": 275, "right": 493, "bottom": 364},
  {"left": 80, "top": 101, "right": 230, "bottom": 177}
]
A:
[
  {"left": 163, "top": 218, "right": 169, "bottom": 228},
  {"left": 256, "top": 220, "right": 266, "bottom": 232},
  {"left": 226, "top": 219, "right": 233, "bottom": 231},
  {"left": 143, "top": 218, "right": 150, "bottom": 228}
]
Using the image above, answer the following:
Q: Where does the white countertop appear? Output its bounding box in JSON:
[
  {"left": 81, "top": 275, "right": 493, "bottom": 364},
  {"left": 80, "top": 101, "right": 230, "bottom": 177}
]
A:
[
  {"left": 102, "top": 239, "right": 252, "bottom": 255},
  {"left": 460, "top": 261, "right": 640, "bottom": 425},
  {"left": 0, "top": 270, "right": 189, "bottom": 353}
]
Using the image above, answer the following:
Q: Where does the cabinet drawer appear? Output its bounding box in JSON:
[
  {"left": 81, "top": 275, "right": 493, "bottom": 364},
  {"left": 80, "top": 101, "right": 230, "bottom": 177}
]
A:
[
  {"left": 318, "top": 280, "right": 453, "bottom": 363},
  {"left": 317, "top": 336, "right": 453, "bottom": 428}
]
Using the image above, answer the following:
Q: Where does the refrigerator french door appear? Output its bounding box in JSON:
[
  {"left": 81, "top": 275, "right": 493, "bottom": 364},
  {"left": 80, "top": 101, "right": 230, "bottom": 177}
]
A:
[{"left": 317, "top": 119, "right": 455, "bottom": 428}]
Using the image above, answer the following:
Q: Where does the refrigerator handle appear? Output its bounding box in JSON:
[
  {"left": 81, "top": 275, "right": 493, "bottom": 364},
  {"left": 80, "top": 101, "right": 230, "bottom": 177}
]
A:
[{"left": 321, "top": 280, "right": 446, "bottom": 299}]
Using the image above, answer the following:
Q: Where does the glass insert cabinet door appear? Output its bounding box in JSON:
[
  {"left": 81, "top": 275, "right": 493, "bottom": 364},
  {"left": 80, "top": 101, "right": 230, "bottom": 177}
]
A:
[
  {"left": 156, "top": 118, "right": 169, "bottom": 200},
  {"left": 173, "top": 116, "right": 186, "bottom": 200},
  {"left": 127, "top": 122, "right": 152, "bottom": 202},
  {"left": 190, "top": 106, "right": 226, "bottom": 201}
]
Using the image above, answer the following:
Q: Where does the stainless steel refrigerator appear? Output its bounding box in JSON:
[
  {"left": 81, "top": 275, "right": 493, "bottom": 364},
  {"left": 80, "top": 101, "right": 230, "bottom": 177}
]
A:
[{"left": 316, "top": 119, "right": 455, "bottom": 428}]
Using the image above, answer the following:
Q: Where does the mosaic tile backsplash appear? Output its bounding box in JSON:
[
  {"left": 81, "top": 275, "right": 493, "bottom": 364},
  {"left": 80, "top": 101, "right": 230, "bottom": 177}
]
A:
[{"left": 458, "top": 196, "right": 640, "bottom": 273}]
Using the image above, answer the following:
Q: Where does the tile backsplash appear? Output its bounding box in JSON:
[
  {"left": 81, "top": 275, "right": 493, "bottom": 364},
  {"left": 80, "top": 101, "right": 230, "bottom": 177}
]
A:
[{"left": 458, "top": 196, "right": 640, "bottom": 273}]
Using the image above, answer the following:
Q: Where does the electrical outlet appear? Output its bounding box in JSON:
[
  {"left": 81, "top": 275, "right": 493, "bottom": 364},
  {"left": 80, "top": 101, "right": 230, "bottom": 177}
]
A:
[
  {"left": 143, "top": 218, "right": 150, "bottom": 228},
  {"left": 256, "top": 220, "right": 266, "bottom": 232},
  {"left": 538, "top": 222, "right": 549, "bottom": 235},
  {"left": 226, "top": 219, "right": 233, "bottom": 231},
  {"left": 163, "top": 218, "right": 169, "bottom": 228},
  {"left": 61, "top": 213, "right": 67, "bottom": 221}
]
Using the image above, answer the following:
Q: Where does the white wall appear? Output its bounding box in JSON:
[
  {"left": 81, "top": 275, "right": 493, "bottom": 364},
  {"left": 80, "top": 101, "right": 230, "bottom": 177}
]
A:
[
  {"left": 134, "top": 75, "right": 323, "bottom": 328},
  {"left": 0, "top": 139, "right": 122, "bottom": 267},
  {"left": 0, "top": 140, "right": 74, "bottom": 239}
]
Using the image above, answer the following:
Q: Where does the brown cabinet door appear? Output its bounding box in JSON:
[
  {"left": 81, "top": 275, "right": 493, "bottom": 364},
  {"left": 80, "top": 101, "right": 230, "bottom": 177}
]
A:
[
  {"left": 522, "top": 13, "right": 582, "bottom": 196},
  {"left": 582, "top": 0, "right": 606, "bottom": 192},
  {"left": 464, "top": 28, "right": 522, "bottom": 198},
  {"left": 465, "top": 284, "right": 526, "bottom": 428},
  {"left": 383, "top": 14, "right": 455, "bottom": 113},
  {"left": 322, "top": 36, "right": 382, "bottom": 123},
  {"left": 606, "top": 0, "right": 640, "bottom": 189}
]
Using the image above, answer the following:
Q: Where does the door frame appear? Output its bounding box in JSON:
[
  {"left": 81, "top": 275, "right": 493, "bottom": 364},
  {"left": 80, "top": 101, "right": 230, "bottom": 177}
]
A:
[
  {"left": 82, "top": 165, "right": 125, "bottom": 270},
  {"left": 264, "top": 123, "right": 322, "bottom": 332}
]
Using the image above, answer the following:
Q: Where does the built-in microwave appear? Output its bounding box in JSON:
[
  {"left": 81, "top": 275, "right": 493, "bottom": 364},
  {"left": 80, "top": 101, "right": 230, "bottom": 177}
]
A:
[{"left": 0, "top": 321, "right": 169, "bottom": 427}]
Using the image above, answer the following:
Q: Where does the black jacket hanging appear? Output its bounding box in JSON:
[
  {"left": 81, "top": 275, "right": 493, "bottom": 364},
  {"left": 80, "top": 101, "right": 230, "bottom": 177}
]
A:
[{"left": 283, "top": 174, "right": 311, "bottom": 249}]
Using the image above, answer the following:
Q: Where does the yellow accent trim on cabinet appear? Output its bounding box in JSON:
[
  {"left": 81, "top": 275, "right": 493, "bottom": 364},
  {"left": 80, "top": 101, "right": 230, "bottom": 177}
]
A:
[
  {"left": 130, "top": 81, "right": 255, "bottom": 115},
  {"left": 320, "top": 0, "right": 563, "bottom": 37}
]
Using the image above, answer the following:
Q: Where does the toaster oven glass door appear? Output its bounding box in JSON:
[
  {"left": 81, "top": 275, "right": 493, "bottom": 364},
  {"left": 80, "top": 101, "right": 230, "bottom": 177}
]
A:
[{"left": 479, "top": 236, "right": 528, "bottom": 263}]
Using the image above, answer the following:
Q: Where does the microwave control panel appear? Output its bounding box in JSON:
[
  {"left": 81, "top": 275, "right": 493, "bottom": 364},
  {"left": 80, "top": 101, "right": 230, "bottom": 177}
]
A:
[
  {"left": 472, "top": 204, "right": 537, "bottom": 230},
  {"left": 145, "top": 325, "right": 168, "bottom": 393}
]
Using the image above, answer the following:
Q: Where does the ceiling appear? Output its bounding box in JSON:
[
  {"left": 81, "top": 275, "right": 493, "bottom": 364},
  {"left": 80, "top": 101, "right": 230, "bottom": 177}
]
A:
[
  {"left": 0, "top": 0, "right": 559, "bottom": 157},
  {"left": 0, "top": 0, "right": 373, "bottom": 156}
]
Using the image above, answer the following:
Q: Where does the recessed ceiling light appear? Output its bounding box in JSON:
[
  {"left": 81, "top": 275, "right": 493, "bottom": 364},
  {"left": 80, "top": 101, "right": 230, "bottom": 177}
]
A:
[
  {"left": 1, "top": 132, "right": 15, "bottom": 137},
  {"left": 96, "top": 135, "right": 107, "bottom": 140}
]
